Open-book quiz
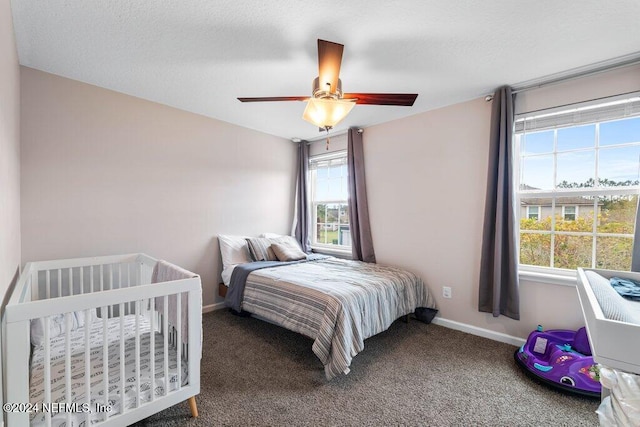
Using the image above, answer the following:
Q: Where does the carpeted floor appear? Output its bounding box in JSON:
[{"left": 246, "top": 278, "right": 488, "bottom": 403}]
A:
[{"left": 133, "top": 310, "right": 599, "bottom": 426}]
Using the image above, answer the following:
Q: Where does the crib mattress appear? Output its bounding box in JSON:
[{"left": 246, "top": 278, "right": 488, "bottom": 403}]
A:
[{"left": 29, "top": 314, "right": 188, "bottom": 426}]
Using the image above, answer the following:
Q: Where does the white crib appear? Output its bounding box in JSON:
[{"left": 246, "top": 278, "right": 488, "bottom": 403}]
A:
[{"left": 3, "top": 253, "right": 202, "bottom": 427}]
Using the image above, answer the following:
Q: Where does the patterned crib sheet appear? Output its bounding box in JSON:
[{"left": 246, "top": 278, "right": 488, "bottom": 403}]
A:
[{"left": 30, "top": 314, "right": 188, "bottom": 426}]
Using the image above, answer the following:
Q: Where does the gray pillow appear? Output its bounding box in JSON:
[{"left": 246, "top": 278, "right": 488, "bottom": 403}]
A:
[
  {"left": 271, "top": 242, "right": 307, "bottom": 262},
  {"left": 246, "top": 237, "right": 278, "bottom": 261},
  {"left": 585, "top": 271, "right": 637, "bottom": 323}
]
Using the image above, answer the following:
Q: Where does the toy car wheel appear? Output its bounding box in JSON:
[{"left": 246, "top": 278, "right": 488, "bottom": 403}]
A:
[{"left": 560, "top": 376, "right": 575, "bottom": 386}]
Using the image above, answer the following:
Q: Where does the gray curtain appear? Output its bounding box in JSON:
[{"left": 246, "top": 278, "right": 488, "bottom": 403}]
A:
[
  {"left": 478, "top": 86, "right": 520, "bottom": 320},
  {"left": 292, "top": 140, "right": 311, "bottom": 253},
  {"left": 632, "top": 197, "right": 640, "bottom": 271},
  {"left": 347, "top": 128, "right": 376, "bottom": 263}
]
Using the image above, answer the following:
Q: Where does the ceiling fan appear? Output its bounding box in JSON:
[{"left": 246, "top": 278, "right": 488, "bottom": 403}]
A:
[{"left": 238, "top": 39, "right": 418, "bottom": 132}]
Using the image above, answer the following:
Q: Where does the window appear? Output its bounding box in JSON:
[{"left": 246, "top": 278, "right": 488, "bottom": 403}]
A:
[
  {"left": 526, "top": 205, "right": 540, "bottom": 220},
  {"left": 516, "top": 95, "right": 640, "bottom": 272},
  {"left": 309, "top": 151, "right": 351, "bottom": 250},
  {"left": 562, "top": 205, "right": 577, "bottom": 221}
]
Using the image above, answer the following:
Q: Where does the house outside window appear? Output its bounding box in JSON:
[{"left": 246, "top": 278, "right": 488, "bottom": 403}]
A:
[
  {"left": 309, "top": 151, "right": 351, "bottom": 250},
  {"left": 516, "top": 95, "right": 640, "bottom": 272}
]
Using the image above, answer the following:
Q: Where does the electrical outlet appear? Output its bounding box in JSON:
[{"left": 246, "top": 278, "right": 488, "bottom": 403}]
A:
[{"left": 442, "top": 286, "right": 452, "bottom": 299}]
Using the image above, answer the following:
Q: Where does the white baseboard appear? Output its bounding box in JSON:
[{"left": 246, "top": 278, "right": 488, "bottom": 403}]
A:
[
  {"left": 202, "top": 302, "right": 226, "bottom": 314},
  {"left": 431, "top": 317, "right": 526, "bottom": 347},
  {"left": 200, "top": 304, "right": 526, "bottom": 347}
]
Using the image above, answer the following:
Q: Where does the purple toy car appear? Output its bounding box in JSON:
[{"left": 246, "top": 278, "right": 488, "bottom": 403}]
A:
[{"left": 514, "top": 326, "right": 601, "bottom": 398}]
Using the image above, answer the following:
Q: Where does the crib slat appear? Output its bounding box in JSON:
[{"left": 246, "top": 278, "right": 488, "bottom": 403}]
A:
[
  {"left": 100, "top": 264, "right": 104, "bottom": 291},
  {"left": 176, "top": 293, "right": 182, "bottom": 389},
  {"left": 44, "top": 316, "right": 52, "bottom": 427},
  {"left": 58, "top": 269, "right": 62, "bottom": 297},
  {"left": 163, "top": 296, "right": 169, "bottom": 396},
  {"left": 46, "top": 269, "right": 50, "bottom": 300},
  {"left": 109, "top": 265, "right": 113, "bottom": 317},
  {"left": 119, "top": 303, "right": 125, "bottom": 415},
  {"left": 65, "top": 313, "right": 72, "bottom": 426},
  {"left": 150, "top": 297, "right": 156, "bottom": 402},
  {"left": 102, "top": 306, "right": 109, "bottom": 422},
  {"left": 135, "top": 300, "right": 141, "bottom": 408},
  {"left": 126, "top": 264, "right": 131, "bottom": 315},
  {"left": 90, "top": 265, "right": 94, "bottom": 293},
  {"left": 80, "top": 266, "right": 84, "bottom": 294},
  {"left": 32, "top": 270, "right": 39, "bottom": 301},
  {"left": 84, "top": 309, "right": 91, "bottom": 426},
  {"left": 69, "top": 267, "right": 73, "bottom": 296}
]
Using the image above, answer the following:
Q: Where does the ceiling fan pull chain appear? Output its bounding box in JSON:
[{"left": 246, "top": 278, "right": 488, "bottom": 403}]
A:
[{"left": 324, "top": 126, "right": 331, "bottom": 150}]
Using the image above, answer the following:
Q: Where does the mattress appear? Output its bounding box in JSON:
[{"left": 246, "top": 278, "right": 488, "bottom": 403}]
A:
[
  {"left": 29, "top": 314, "right": 188, "bottom": 426},
  {"left": 239, "top": 257, "right": 436, "bottom": 379},
  {"left": 625, "top": 298, "right": 640, "bottom": 316}
]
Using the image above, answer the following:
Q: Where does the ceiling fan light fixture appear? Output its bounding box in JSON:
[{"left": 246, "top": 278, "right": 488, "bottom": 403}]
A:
[
  {"left": 302, "top": 97, "right": 356, "bottom": 129},
  {"left": 312, "top": 77, "right": 343, "bottom": 99}
]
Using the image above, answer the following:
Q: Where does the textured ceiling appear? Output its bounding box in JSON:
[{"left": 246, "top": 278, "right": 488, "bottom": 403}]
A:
[{"left": 10, "top": 0, "right": 640, "bottom": 140}]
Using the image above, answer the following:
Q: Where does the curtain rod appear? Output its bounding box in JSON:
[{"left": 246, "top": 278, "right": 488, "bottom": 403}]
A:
[{"left": 511, "top": 52, "right": 640, "bottom": 95}]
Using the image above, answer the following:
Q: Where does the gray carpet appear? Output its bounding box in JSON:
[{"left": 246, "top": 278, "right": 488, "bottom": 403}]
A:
[{"left": 133, "top": 310, "right": 599, "bottom": 426}]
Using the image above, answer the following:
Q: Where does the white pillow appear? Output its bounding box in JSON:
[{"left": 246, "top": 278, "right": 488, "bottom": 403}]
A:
[
  {"left": 260, "top": 232, "right": 285, "bottom": 239},
  {"left": 218, "top": 234, "right": 253, "bottom": 285},
  {"left": 30, "top": 311, "right": 89, "bottom": 347}
]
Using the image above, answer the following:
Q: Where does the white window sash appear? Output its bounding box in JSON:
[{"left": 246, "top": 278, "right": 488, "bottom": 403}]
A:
[{"left": 309, "top": 151, "right": 351, "bottom": 249}]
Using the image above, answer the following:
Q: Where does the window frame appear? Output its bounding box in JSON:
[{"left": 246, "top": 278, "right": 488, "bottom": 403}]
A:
[{"left": 515, "top": 102, "right": 640, "bottom": 277}]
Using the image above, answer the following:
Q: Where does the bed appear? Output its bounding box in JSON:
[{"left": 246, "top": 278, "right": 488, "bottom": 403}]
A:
[
  {"left": 218, "top": 234, "right": 437, "bottom": 379},
  {"left": 4, "top": 253, "right": 202, "bottom": 427}
]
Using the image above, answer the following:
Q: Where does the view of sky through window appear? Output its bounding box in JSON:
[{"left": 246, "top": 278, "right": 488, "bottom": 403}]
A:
[{"left": 520, "top": 117, "right": 640, "bottom": 190}]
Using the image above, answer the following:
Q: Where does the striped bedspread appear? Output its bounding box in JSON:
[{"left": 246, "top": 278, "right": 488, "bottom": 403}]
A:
[{"left": 239, "top": 257, "right": 436, "bottom": 379}]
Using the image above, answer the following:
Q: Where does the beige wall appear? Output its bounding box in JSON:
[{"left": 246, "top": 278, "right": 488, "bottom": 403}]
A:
[
  {"left": 309, "top": 133, "right": 348, "bottom": 156},
  {"left": 20, "top": 67, "right": 297, "bottom": 307},
  {"left": 515, "top": 63, "right": 640, "bottom": 114},
  {"left": 364, "top": 98, "right": 584, "bottom": 339},
  {"left": 0, "top": 0, "right": 21, "bottom": 301}
]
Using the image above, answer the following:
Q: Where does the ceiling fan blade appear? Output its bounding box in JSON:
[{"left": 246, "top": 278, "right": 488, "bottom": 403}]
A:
[
  {"left": 343, "top": 93, "right": 418, "bottom": 106},
  {"left": 318, "top": 39, "right": 344, "bottom": 94},
  {"left": 237, "top": 96, "right": 309, "bottom": 102}
]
